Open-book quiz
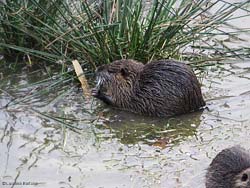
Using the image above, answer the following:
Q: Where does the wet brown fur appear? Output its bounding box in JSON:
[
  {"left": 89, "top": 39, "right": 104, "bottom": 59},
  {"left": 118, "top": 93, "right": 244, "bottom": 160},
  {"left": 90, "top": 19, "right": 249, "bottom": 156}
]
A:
[{"left": 92, "top": 59, "right": 205, "bottom": 117}]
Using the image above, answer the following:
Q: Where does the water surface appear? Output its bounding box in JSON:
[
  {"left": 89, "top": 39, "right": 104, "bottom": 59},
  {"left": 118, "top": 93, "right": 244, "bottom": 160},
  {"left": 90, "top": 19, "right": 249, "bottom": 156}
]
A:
[{"left": 0, "top": 60, "right": 250, "bottom": 188}]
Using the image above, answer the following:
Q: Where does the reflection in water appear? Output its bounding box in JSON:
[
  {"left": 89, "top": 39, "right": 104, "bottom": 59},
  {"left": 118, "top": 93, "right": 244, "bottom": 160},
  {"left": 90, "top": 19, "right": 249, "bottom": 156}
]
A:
[
  {"left": 0, "top": 61, "right": 250, "bottom": 188},
  {"left": 97, "top": 109, "right": 203, "bottom": 146}
]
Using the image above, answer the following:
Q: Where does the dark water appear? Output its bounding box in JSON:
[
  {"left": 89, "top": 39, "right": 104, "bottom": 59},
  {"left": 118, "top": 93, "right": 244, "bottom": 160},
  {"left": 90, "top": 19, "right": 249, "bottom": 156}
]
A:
[{"left": 0, "top": 60, "right": 250, "bottom": 188}]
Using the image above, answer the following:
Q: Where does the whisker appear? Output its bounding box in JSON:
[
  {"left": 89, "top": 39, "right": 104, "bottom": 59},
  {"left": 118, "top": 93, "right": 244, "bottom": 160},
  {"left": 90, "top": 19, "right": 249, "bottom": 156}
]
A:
[{"left": 97, "top": 77, "right": 102, "bottom": 86}]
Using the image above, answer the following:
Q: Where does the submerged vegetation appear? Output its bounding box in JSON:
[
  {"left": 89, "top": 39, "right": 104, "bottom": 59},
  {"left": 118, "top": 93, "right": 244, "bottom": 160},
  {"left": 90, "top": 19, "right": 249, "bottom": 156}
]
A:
[{"left": 0, "top": 0, "right": 250, "bottom": 71}]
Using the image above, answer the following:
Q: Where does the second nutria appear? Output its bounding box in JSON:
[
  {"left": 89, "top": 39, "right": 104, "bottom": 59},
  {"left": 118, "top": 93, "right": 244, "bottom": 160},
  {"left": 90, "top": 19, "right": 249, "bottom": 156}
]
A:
[
  {"left": 206, "top": 146, "right": 250, "bottom": 188},
  {"left": 92, "top": 59, "right": 205, "bottom": 117}
]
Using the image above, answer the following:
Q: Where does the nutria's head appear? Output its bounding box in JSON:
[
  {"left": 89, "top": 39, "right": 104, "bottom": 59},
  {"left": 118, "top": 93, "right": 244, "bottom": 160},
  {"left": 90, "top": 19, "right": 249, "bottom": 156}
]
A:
[
  {"left": 206, "top": 146, "right": 250, "bottom": 188},
  {"left": 92, "top": 59, "right": 144, "bottom": 107}
]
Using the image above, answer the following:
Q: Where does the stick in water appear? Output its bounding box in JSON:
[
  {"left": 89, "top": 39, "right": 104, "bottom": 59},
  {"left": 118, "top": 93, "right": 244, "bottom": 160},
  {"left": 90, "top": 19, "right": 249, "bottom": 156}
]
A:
[{"left": 72, "top": 60, "right": 91, "bottom": 99}]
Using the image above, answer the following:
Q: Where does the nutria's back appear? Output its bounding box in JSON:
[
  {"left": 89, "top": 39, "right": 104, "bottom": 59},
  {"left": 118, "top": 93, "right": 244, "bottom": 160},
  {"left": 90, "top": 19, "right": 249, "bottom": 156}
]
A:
[
  {"left": 92, "top": 59, "right": 205, "bottom": 117},
  {"left": 206, "top": 146, "right": 250, "bottom": 188}
]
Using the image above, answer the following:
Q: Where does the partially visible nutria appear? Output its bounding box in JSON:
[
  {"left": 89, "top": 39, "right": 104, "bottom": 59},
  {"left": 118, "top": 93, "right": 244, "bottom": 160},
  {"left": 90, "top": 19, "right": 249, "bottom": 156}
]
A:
[
  {"left": 206, "top": 146, "right": 250, "bottom": 188},
  {"left": 92, "top": 59, "right": 205, "bottom": 117}
]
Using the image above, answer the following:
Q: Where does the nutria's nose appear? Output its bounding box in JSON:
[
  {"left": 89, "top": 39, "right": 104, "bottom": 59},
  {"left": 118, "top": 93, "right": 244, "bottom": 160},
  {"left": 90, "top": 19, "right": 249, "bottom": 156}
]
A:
[{"left": 91, "top": 88, "right": 99, "bottom": 97}]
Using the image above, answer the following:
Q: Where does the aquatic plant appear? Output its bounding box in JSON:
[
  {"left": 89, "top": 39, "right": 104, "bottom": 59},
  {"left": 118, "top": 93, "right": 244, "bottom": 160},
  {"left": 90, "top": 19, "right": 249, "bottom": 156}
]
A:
[{"left": 0, "top": 0, "right": 249, "bottom": 70}]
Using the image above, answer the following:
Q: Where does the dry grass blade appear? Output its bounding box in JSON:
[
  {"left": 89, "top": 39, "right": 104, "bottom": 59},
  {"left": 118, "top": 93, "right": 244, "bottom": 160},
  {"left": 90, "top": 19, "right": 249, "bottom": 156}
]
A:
[{"left": 72, "top": 60, "right": 91, "bottom": 100}]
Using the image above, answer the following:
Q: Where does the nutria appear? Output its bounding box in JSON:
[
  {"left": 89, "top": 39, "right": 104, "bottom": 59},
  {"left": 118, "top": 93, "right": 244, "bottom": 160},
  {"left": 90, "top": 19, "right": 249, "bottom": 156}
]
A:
[
  {"left": 92, "top": 59, "right": 205, "bottom": 117},
  {"left": 206, "top": 146, "right": 250, "bottom": 188}
]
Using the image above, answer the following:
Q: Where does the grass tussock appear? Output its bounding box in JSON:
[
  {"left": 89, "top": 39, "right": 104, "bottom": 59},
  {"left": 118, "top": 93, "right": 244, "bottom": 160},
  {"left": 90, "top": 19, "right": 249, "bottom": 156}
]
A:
[{"left": 0, "top": 0, "right": 250, "bottom": 71}]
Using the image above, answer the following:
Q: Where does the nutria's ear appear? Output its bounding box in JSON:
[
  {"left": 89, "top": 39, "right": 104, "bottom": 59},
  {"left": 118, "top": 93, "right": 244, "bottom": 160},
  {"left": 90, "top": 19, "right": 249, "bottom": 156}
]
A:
[{"left": 120, "top": 67, "right": 129, "bottom": 77}]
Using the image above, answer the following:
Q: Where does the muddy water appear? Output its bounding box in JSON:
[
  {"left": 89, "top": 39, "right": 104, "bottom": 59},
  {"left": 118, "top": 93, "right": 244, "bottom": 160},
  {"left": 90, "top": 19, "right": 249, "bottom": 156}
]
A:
[{"left": 0, "top": 60, "right": 250, "bottom": 188}]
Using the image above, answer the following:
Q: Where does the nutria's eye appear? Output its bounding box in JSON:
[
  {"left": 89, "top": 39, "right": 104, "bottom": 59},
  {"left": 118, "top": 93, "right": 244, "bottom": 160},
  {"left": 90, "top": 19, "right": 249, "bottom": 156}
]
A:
[
  {"left": 241, "top": 173, "right": 248, "bottom": 182},
  {"left": 107, "top": 70, "right": 116, "bottom": 74}
]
